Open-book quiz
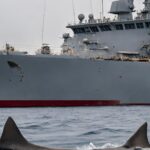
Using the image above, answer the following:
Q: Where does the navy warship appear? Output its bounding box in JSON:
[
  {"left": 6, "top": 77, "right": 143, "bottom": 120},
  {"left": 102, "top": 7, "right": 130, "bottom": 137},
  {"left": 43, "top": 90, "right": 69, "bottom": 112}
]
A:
[{"left": 0, "top": 0, "right": 150, "bottom": 107}]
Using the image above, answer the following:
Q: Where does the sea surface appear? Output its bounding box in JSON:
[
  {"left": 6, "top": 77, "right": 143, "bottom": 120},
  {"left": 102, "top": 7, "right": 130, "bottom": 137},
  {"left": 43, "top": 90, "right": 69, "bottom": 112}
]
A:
[{"left": 0, "top": 107, "right": 149, "bottom": 149}]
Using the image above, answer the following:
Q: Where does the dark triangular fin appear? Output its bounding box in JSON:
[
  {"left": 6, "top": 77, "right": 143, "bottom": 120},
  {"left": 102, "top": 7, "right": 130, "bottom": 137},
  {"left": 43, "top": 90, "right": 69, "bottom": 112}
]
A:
[
  {"left": 0, "top": 117, "right": 28, "bottom": 144},
  {"left": 123, "top": 122, "right": 150, "bottom": 148}
]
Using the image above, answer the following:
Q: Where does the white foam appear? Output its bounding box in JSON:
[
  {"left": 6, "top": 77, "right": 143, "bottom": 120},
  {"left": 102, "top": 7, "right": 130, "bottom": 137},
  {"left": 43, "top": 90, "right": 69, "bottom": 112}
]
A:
[
  {"left": 76, "top": 143, "right": 150, "bottom": 150},
  {"left": 76, "top": 143, "right": 120, "bottom": 150},
  {"left": 76, "top": 142, "right": 97, "bottom": 150},
  {"left": 100, "top": 143, "right": 120, "bottom": 149}
]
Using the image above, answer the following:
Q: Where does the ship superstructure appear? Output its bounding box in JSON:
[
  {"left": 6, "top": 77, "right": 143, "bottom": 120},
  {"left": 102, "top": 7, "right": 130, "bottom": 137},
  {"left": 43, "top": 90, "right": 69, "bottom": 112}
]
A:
[
  {"left": 0, "top": 0, "right": 150, "bottom": 107},
  {"left": 62, "top": 0, "right": 150, "bottom": 59}
]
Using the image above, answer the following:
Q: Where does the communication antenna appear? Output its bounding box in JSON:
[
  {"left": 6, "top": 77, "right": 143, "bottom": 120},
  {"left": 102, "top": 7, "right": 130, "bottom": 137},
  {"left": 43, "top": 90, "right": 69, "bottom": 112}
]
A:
[
  {"left": 102, "top": 0, "right": 104, "bottom": 20},
  {"left": 72, "top": 0, "right": 76, "bottom": 23},
  {"left": 90, "top": 0, "right": 93, "bottom": 14},
  {"left": 41, "top": 0, "right": 47, "bottom": 44},
  {"left": 99, "top": 0, "right": 102, "bottom": 19}
]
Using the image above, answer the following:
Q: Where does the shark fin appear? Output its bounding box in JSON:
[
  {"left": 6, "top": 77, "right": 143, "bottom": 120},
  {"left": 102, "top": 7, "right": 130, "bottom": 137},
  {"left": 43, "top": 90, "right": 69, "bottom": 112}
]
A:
[
  {"left": 123, "top": 122, "right": 149, "bottom": 148},
  {"left": 0, "top": 117, "right": 28, "bottom": 145}
]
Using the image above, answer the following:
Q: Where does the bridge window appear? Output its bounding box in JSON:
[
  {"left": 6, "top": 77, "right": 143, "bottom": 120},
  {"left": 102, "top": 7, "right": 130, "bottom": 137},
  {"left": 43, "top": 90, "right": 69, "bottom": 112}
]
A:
[
  {"left": 84, "top": 27, "right": 91, "bottom": 33},
  {"left": 115, "top": 24, "right": 123, "bottom": 30},
  {"left": 136, "top": 23, "right": 144, "bottom": 29},
  {"left": 145, "top": 22, "right": 150, "bottom": 28},
  {"left": 99, "top": 25, "right": 111, "bottom": 31},
  {"left": 73, "top": 28, "right": 85, "bottom": 34},
  {"left": 72, "top": 27, "right": 91, "bottom": 34},
  {"left": 125, "top": 23, "right": 135, "bottom": 29},
  {"left": 90, "top": 26, "right": 99, "bottom": 32}
]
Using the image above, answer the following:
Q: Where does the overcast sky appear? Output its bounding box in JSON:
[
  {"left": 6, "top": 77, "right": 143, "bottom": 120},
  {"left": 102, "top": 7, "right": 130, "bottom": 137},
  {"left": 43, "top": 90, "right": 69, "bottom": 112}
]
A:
[{"left": 0, "top": 0, "right": 143, "bottom": 53}]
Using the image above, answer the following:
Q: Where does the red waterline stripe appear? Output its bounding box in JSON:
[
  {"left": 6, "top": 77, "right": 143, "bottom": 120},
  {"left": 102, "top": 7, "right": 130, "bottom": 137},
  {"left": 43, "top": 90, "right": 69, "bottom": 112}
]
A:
[
  {"left": 0, "top": 100, "right": 120, "bottom": 107},
  {"left": 120, "top": 103, "right": 150, "bottom": 106}
]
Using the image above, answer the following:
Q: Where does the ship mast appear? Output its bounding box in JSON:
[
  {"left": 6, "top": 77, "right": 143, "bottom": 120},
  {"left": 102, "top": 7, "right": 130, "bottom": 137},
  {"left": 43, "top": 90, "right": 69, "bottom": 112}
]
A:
[
  {"left": 41, "top": 0, "right": 47, "bottom": 44},
  {"left": 102, "top": 0, "right": 104, "bottom": 20},
  {"left": 100, "top": 0, "right": 104, "bottom": 20},
  {"left": 72, "top": 0, "right": 76, "bottom": 24},
  {"left": 90, "top": 0, "right": 93, "bottom": 14}
]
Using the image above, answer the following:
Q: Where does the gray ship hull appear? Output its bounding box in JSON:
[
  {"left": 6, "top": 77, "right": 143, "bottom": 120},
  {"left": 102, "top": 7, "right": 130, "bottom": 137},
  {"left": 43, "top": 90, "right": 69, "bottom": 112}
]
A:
[{"left": 0, "top": 54, "right": 150, "bottom": 107}]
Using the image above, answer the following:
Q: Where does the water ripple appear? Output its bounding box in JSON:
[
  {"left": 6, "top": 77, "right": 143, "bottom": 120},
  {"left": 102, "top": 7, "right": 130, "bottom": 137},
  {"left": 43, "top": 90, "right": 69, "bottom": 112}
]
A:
[{"left": 0, "top": 107, "right": 149, "bottom": 149}]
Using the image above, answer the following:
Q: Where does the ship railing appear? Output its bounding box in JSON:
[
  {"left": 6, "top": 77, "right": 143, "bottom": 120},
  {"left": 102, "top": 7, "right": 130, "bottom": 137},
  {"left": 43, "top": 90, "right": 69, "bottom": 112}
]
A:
[
  {"left": 67, "top": 17, "right": 136, "bottom": 26},
  {"left": 67, "top": 17, "right": 149, "bottom": 27}
]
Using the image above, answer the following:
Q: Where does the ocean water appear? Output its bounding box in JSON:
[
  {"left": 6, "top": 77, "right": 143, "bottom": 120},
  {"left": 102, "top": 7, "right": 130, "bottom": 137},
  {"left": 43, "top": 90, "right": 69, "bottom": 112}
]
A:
[{"left": 0, "top": 107, "right": 149, "bottom": 149}]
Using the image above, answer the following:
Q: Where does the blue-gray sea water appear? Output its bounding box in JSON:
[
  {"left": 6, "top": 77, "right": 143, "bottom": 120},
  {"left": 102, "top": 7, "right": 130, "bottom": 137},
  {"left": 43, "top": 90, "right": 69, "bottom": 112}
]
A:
[{"left": 0, "top": 107, "right": 149, "bottom": 149}]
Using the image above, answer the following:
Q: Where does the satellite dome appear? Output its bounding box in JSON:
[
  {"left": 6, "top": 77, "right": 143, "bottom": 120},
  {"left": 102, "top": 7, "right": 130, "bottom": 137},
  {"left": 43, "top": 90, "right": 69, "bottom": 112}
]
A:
[
  {"left": 78, "top": 14, "right": 85, "bottom": 22},
  {"left": 88, "top": 14, "right": 94, "bottom": 20},
  {"left": 63, "top": 33, "right": 70, "bottom": 39}
]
